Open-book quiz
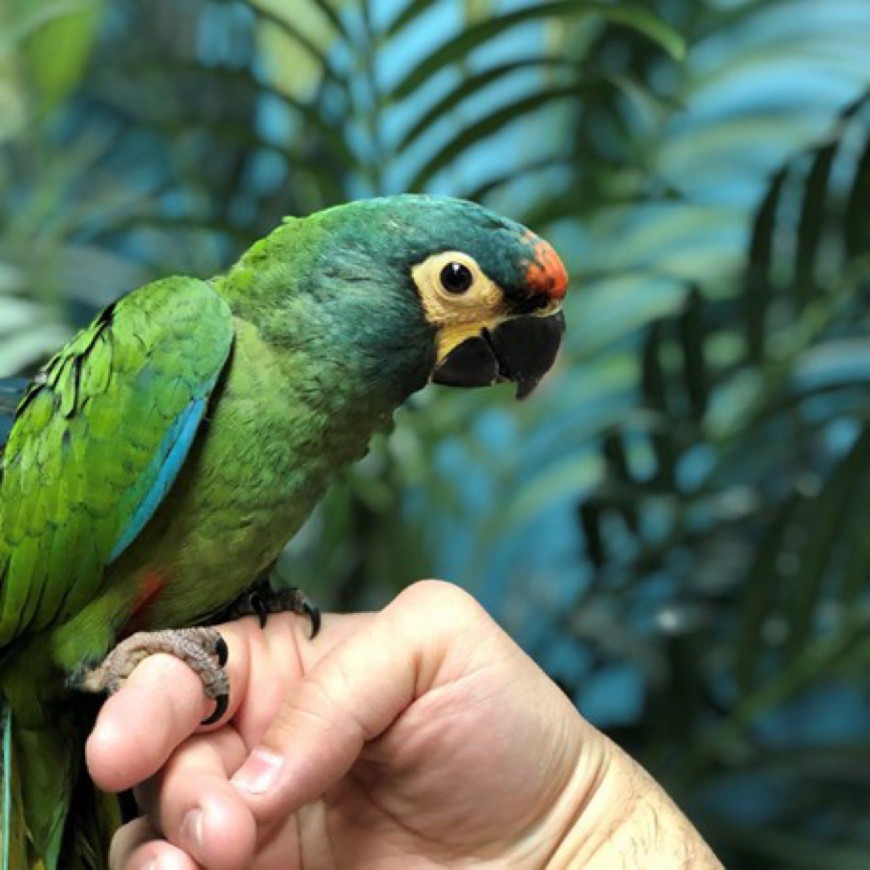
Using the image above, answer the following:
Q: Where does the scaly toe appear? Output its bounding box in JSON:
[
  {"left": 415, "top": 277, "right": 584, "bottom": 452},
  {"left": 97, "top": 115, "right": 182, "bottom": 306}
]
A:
[{"left": 77, "top": 627, "right": 232, "bottom": 725}]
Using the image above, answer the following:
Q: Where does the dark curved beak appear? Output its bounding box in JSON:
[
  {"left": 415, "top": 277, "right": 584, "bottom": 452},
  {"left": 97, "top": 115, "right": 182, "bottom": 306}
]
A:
[{"left": 432, "top": 311, "right": 565, "bottom": 399}]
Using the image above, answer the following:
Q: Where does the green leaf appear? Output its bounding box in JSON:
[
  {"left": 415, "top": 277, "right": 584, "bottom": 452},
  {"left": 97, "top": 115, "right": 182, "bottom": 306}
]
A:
[
  {"left": 503, "top": 451, "right": 604, "bottom": 532},
  {"left": 845, "top": 128, "right": 870, "bottom": 258},
  {"left": 406, "top": 84, "right": 577, "bottom": 190},
  {"left": 640, "top": 321, "right": 677, "bottom": 487},
  {"left": 744, "top": 168, "right": 786, "bottom": 366},
  {"left": 839, "top": 496, "right": 870, "bottom": 606},
  {"left": 160, "top": 60, "right": 359, "bottom": 169},
  {"left": 677, "top": 288, "right": 709, "bottom": 422},
  {"left": 794, "top": 338, "right": 870, "bottom": 389},
  {"left": 794, "top": 141, "right": 837, "bottom": 305},
  {"left": 568, "top": 275, "right": 688, "bottom": 356},
  {"left": 390, "top": 1, "right": 684, "bottom": 101},
  {"left": 395, "top": 56, "right": 576, "bottom": 151},
  {"left": 784, "top": 427, "right": 870, "bottom": 658},
  {"left": 19, "top": 0, "right": 104, "bottom": 111},
  {"left": 734, "top": 494, "right": 800, "bottom": 694},
  {"left": 309, "top": 0, "right": 349, "bottom": 41},
  {"left": 464, "top": 155, "right": 572, "bottom": 202},
  {"left": 246, "top": 0, "right": 348, "bottom": 97},
  {"left": 383, "top": 0, "right": 433, "bottom": 38}
]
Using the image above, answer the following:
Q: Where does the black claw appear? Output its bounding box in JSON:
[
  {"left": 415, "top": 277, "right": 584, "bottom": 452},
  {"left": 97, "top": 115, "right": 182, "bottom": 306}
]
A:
[
  {"left": 201, "top": 692, "right": 229, "bottom": 726},
  {"left": 252, "top": 593, "right": 269, "bottom": 630},
  {"left": 214, "top": 635, "right": 229, "bottom": 668},
  {"left": 305, "top": 602, "right": 321, "bottom": 640}
]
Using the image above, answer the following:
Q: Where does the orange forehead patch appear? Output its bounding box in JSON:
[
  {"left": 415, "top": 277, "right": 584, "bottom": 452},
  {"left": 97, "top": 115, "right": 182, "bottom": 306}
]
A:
[{"left": 525, "top": 237, "right": 568, "bottom": 301}]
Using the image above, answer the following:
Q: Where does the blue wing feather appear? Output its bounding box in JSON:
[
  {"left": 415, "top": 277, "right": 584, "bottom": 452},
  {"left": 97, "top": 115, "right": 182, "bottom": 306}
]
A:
[{"left": 107, "top": 396, "right": 208, "bottom": 563}]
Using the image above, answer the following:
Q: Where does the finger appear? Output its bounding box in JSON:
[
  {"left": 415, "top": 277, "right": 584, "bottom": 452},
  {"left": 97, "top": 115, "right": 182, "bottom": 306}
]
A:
[
  {"left": 139, "top": 729, "right": 257, "bottom": 870},
  {"left": 87, "top": 609, "right": 349, "bottom": 794},
  {"left": 228, "top": 580, "right": 484, "bottom": 825},
  {"left": 109, "top": 816, "right": 199, "bottom": 870},
  {"left": 87, "top": 621, "right": 252, "bottom": 793}
]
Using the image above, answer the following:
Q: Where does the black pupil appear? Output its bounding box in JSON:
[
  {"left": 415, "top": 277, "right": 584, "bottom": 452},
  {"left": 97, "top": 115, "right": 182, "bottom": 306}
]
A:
[{"left": 440, "top": 262, "right": 473, "bottom": 294}]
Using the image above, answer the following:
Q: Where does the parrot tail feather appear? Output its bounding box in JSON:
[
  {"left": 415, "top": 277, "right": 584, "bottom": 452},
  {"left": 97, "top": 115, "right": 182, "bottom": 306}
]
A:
[
  {"left": 0, "top": 699, "right": 26, "bottom": 870},
  {"left": 0, "top": 692, "right": 117, "bottom": 869},
  {"left": 2, "top": 701, "right": 9, "bottom": 870}
]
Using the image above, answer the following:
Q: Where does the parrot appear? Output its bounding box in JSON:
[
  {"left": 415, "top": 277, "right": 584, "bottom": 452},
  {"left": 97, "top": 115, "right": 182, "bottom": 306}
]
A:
[{"left": 0, "top": 194, "right": 568, "bottom": 868}]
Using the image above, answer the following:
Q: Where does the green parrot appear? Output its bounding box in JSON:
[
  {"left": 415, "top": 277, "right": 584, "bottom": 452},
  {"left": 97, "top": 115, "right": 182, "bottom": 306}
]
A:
[{"left": 0, "top": 195, "right": 567, "bottom": 868}]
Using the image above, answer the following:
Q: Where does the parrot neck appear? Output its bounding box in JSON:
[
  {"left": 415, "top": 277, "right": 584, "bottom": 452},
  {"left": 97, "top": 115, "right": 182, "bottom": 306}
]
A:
[{"left": 212, "top": 221, "right": 436, "bottom": 417}]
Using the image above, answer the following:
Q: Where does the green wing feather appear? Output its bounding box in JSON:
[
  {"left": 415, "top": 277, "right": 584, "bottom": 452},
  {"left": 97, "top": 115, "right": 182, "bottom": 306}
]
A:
[{"left": 0, "top": 276, "right": 234, "bottom": 647}]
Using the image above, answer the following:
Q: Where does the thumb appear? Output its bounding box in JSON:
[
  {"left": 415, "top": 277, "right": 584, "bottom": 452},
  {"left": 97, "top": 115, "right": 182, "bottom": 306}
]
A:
[{"left": 228, "top": 580, "right": 473, "bottom": 824}]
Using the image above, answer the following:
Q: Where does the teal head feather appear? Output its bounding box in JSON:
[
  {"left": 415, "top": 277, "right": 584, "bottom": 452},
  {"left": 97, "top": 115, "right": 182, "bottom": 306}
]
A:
[{"left": 217, "top": 194, "right": 568, "bottom": 403}]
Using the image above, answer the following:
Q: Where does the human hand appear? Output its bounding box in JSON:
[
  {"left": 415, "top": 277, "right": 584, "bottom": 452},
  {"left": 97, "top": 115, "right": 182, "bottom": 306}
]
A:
[{"left": 87, "top": 580, "right": 722, "bottom": 869}]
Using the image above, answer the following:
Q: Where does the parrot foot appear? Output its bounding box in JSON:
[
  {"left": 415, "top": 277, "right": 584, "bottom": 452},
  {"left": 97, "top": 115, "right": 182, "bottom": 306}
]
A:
[
  {"left": 78, "top": 627, "right": 230, "bottom": 725},
  {"left": 225, "top": 585, "right": 321, "bottom": 639}
]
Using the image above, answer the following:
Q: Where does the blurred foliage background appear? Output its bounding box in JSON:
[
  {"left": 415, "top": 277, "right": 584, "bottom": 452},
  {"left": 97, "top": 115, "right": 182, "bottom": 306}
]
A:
[{"left": 2, "top": 0, "right": 870, "bottom": 865}]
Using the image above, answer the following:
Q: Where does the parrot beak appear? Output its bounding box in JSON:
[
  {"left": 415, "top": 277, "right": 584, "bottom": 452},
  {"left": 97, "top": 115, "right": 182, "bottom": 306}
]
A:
[
  {"left": 431, "top": 235, "right": 567, "bottom": 398},
  {"left": 431, "top": 310, "right": 565, "bottom": 399}
]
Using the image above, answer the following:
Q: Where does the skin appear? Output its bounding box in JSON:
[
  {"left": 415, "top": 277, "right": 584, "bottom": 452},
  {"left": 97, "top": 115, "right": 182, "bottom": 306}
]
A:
[{"left": 86, "top": 581, "right": 724, "bottom": 870}]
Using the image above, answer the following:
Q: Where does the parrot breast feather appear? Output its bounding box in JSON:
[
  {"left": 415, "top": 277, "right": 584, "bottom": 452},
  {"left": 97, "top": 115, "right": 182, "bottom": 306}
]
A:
[{"left": 0, "top": 277, "right": 234, "bottom": 646}]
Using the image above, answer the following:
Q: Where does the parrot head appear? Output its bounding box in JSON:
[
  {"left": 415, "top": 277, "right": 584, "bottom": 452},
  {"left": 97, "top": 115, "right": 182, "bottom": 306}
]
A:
[
  {"left": 291, "top": 195, "right": 568, "bottom": 401},
  {"left": 407, "top": 200, "right": 567, "bottom": 399}
]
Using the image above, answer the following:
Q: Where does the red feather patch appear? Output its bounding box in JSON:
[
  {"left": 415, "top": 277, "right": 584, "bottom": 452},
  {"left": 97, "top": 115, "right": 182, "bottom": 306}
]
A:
[{"left": 120, "top": 570, "right": 166, "bottom": 637}]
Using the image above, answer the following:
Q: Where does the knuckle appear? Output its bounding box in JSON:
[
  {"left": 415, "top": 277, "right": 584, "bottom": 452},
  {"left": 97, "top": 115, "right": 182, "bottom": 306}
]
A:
[{"left": 397, "top": 579, "right": 486, "bottom": 637}]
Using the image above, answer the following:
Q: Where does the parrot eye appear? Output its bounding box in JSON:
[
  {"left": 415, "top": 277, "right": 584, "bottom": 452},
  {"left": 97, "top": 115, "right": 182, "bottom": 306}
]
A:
[
  {"left": 439, "top": 262, "right": 474, "bottom": 294},
  {"left": 411, "top": 249, "right": 498, "bottom": 322}
]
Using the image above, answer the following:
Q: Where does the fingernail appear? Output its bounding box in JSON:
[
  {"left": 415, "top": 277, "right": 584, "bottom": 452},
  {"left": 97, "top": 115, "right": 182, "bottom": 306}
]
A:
[
  {"left": 232, "top": 747, "right": 284, "bottom": 794},
  {"left": 181, "top": 808, "right": 202, "bottom": 851}
]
